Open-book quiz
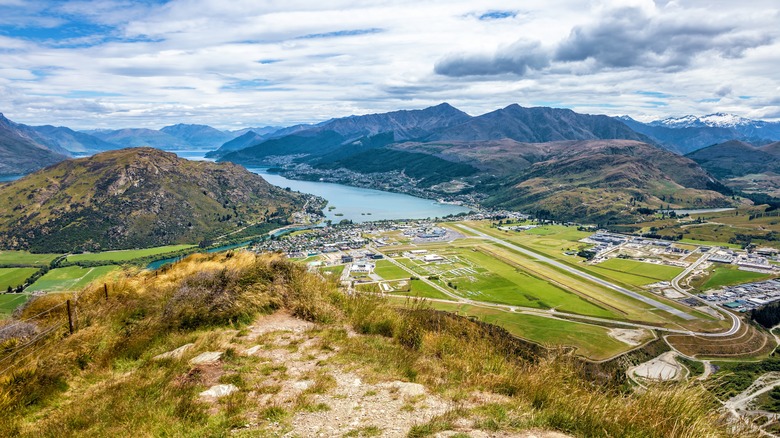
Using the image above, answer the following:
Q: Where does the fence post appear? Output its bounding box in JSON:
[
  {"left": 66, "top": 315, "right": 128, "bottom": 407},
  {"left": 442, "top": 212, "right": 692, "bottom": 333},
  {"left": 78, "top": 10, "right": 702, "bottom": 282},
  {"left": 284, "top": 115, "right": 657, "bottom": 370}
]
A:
[
  {"left": 104, "top": 283, "right": 108, "bottom": 301},
  {"left": 66, "top": 299, "right": 74, "bottom": 335}
]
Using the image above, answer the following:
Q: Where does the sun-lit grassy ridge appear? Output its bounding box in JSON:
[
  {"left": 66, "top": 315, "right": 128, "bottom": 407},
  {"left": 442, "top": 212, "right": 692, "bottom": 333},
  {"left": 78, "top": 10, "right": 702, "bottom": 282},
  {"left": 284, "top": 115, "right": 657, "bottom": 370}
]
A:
[
  {"left": 0, "top": 148, "right": 304, "bottom": 253},
  {"left": 0, "top": 252, "right": 750, "bottom": 437}
]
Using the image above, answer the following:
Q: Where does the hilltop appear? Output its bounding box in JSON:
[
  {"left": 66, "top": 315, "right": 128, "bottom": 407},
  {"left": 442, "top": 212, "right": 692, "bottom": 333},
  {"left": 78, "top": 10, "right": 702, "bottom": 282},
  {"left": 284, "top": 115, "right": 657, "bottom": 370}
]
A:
[
  {"left": 0, "top": 251, "right": 740, "bottom": 437},
  {"left": 0, "top": 148, "right": 305, "bottom": 252}
]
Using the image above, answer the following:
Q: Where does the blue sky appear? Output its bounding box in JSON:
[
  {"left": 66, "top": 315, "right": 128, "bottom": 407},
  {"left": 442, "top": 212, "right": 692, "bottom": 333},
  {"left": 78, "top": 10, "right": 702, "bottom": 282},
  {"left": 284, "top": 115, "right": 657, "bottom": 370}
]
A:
[{"left": 0, "top": 0, "right": 778, "bottom": 129}]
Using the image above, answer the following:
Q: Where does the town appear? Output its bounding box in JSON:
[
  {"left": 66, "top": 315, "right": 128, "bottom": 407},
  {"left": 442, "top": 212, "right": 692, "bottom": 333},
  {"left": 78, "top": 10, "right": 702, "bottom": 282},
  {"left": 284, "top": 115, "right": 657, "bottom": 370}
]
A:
[{"left": 250, "top": 213, "right": 780, "bottom": 317}]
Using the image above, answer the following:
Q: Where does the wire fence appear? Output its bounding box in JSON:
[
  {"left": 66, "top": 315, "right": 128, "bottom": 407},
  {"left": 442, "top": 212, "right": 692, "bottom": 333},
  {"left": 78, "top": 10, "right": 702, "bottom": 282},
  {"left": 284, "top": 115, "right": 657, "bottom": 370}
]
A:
[{"left": 0, "top": 283, "right": 111, "bottom": 378}]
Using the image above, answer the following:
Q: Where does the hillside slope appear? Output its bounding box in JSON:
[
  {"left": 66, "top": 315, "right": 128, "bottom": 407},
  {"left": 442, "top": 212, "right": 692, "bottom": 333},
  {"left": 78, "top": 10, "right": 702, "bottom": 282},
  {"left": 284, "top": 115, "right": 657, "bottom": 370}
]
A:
[
  {"left": 396, "top": 139, "right": 733, "bottom": 222},
  {"left": 0, "top": 148, "right": 304, "bottom": 252},
  {"left": 0, "top": 114, "right": 68, "bottom": 175},
  {"left": 686, "top": 140, "right": 780, "bottom": 178},
  {"left": 0, "top": 252, "right": 739, "bottom": 437}
]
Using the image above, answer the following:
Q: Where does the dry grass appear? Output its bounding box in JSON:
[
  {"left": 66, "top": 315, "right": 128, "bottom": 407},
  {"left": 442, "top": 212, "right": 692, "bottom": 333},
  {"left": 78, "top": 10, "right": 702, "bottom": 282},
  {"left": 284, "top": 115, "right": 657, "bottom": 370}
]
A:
[{"left": 0, "top": 251, "right": 757, "bottom": 437}]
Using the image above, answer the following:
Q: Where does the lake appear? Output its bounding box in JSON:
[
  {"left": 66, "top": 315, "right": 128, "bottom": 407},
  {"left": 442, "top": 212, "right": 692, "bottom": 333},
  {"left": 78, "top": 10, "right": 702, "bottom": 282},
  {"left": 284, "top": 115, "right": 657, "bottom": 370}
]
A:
[
  {"left": 0, "top": 174, "right": 24, "bottom": 182},
  {"left": 249, "top": 168, "right": 469, "bottom": 222},
  {"left": 3, "top": 149, "right": 471, "bottom": 222},
  {"left": 174, "top": 150, "right": 471, "bottom": 223}
]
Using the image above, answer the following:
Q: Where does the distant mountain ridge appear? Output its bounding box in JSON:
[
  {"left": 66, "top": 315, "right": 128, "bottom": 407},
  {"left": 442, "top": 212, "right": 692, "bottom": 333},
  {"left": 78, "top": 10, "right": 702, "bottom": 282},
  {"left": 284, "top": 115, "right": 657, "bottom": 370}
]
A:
[
  {"left": 220, "top": 103, "right": 650, "bottom": 164},
  {"left": 617, "top": 114, "right": 780, "bottom": 154},
  {"left": 428, "top": 104, "right": 650, "bottom": 143},
  {"left": 0, "top": 113, "right": 69, "bottom": 175},
  {"left": 207, "top": 104, "right": 469, "bottom": 159},
  {"left": 159, "top": 124, "right": 234, "bottom": 149}
]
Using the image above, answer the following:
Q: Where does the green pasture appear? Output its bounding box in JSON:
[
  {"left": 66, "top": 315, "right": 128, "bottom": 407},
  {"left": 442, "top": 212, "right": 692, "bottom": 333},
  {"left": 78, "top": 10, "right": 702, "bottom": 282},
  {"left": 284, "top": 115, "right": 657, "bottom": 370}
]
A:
[
  {"left": 0, "top": 268, "right": 39, "bottom": 290},
  {"left": 0, "top": 251, "right": 60, "bottom": 266},
  {"left": 451, "top": 248, "right": 615, "bottom": 317},
  {"left": 320, "top": 265, "right": 345, "bottom": 278},
  {"left": 387, "top": 279, "right": 451, "bottom": 300},
  {"left": 66, "top": 245, "right": 195, "bottom": 263},
  {"left": 29, "top": 266, "right": 121, "bottom": 293},
  {"left": 0, "top": 293, "right": 31, "bottom": 317}
]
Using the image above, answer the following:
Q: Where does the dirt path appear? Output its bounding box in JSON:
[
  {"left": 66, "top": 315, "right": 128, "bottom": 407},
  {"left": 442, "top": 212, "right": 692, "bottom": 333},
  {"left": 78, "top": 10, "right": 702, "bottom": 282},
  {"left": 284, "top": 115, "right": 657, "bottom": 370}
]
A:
[{"left": 222, "top": 311, "right": 573, "bottom": 437}]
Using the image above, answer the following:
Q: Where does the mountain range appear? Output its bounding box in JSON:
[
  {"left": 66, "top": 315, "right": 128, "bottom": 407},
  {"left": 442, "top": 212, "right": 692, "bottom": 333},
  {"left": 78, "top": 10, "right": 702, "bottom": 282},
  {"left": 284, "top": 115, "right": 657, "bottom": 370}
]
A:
[
  {"left": 4, "top": 103, "right": 780, "bottom": 222},
  {"left": 0, "top": 148, "right": 304, "bottom": 252},
  {"left": 618, "top": 114, "right": 780, "bottom": 154},
  {"left": 0, "top": 117, "right": 276, "bottom": 175},
  {"left": 216, "top": 104, "right": 736, "bottom": 221}
]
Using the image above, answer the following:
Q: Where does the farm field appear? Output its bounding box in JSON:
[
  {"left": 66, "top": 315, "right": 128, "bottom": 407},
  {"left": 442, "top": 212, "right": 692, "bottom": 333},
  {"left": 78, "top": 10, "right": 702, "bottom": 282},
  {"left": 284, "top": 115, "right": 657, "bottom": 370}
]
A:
[
  {"left": 0, "top": 293, "right": 30, "bottom": 317},
  {"left": 428, "top": 301, "right": 638, "bottom": 360},
  {"left": 0, "top": 267, "right": 38, "bottom": 290},
  {"left": 28, "top": 266, "right": 121, "bottom": 293},
  {"left": 0, "top": 251, "right": 60, "bottom": 266},
  {"left": 66, "top": 245, "right": 195, "bottom": 263}
]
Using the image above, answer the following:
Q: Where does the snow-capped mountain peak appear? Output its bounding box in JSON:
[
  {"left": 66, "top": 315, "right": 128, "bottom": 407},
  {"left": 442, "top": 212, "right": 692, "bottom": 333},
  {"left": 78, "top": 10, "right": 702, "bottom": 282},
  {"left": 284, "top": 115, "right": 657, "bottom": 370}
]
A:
[
  {"left": 651, "top": 113, "right": 757, "bottom": 129},
  {"left": 698, "top": 113, "right": 754, "bottom": 128}
]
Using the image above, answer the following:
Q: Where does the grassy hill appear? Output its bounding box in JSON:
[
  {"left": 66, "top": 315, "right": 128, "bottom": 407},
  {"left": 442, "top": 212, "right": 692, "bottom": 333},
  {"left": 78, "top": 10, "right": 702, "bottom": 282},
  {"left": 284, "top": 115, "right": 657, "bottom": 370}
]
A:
[
  {"left": 0, "top": 252, "right": 744, "bottom": 437},
  {"left": 398, "top": 139, "right": 735, "bottom": 222},
  {"left": 0, "top": 148, "right": 305, "bottom": 252},
  {"left": 687, "top": 140, "right": 780, "bottom": 178}
]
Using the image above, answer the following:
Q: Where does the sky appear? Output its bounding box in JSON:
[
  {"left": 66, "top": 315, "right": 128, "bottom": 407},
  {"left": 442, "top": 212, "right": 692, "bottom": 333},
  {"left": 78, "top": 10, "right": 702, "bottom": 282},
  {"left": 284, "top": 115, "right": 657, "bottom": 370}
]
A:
[{"left": 0, "top": 0, "right": 778, "bottom": 130}]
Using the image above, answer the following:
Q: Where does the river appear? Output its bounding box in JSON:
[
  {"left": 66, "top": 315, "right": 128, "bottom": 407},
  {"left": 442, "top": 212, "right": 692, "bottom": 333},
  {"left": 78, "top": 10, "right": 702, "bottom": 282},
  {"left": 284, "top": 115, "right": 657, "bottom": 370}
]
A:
[{"left": 175, "top": 150, "right": 471, "bottom": 223}]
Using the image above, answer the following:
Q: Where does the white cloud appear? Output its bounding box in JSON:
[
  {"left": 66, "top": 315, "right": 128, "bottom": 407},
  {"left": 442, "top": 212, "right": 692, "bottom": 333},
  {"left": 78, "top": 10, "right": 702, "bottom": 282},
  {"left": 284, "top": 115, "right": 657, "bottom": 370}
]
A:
[{"left": 0, "top": 0, "right": 778, "bottom": 129}]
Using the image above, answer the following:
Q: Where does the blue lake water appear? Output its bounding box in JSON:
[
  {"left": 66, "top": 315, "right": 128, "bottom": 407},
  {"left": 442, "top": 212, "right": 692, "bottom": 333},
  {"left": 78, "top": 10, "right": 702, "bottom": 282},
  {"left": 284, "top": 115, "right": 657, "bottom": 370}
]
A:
[
  {"left": 3, "top": 149, "right": 471, "bottom": 223},
  {"left": 0, "top": 174, "right": 24, "bottom": 182},
  {"left": 173, "top": 150, "right": 471, "bottom": 223},
  {"left": 248, "top": 168, "right": 469, "bottom": 223}
]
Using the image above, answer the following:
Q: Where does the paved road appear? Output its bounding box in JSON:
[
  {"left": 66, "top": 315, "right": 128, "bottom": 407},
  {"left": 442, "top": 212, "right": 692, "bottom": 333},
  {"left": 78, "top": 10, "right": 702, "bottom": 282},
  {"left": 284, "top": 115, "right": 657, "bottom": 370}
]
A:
[
  {"left": 456, "top": 224, "right": 696, "bottom": 320},
  {"left": 670, "top": 252, "right": 742, "bottom": 337}
]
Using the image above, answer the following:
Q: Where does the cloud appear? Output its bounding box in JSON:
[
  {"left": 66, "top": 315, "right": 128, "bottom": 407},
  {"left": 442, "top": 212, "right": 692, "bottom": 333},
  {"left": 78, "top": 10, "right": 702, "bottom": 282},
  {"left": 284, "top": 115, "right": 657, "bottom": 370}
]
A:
[
  {"left": 434, "top": 40, "right": 549, "bottom": 77},
  {"left": 554, "top": 6, "right": 772, "bottom": 70},
  {"left": 0, "top": 0, "right": 779, "bottom": 128},
  {"left": 715, "top": 85, "right": 732, "bottom": 97}
]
